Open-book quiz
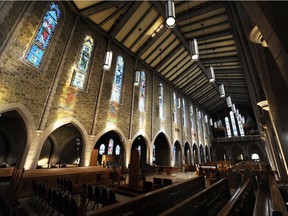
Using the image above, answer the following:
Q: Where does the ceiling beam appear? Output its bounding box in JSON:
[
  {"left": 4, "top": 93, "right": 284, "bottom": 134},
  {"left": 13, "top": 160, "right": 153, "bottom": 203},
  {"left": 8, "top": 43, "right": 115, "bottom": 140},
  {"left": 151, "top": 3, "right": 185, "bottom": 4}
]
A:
[
  {"left": 183, "top": 21, "right": 230, "bottom": 36},
  {"left": 79, "top": 1, "right": 126, "bottom": 17},
  {"left": 109, "top": 2, "right": 141, "bottom": 37},
  {"left": 171, "top": 62, "right": 198, "bottom": 84},
  {"left": 176, "top": 1, "right": 225, "bottom": 23},
  {"left": 155, "top": 45, "right": 184, "bottom": 71}
]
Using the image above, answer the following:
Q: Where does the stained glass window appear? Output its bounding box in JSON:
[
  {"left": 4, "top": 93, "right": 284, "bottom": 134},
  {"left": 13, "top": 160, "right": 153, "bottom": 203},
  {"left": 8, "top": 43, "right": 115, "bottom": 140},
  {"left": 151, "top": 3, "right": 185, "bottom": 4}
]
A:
[
  {"left": 71, "top": 35, "right": 94, "bottom": 90},
  {"left": 99, "top": 144, "right": 105, "bottom": 155},
  {"left": 237, "top": 116, "right": 245, "bottom": 137},
  {"left": 111, "top": 56, "right": 124, "bottom": 103},
  {"left": 182, "top": 98, "right": 186, "bottom": 128},
  {"left": 225, "top": 117, "right": 232, "bottom": 138},
  {"left": 25, "top": 3, "right": 61, "bottom": 68},
  {"left": 115, "top": 145, "right": 120, "bottom": 155},
  {"left": 139, "top": 71, "right": 146, "bottom": 112},
  {"left": 152, "top": 144, "right": 156, "bottom": 162},
  {"left": 108, "top": 139, "right": 114, "bottom": 155},
  {"left": 230, "top": 111, "right": 239, "bottom": 137},
  {"left": 137, "top": 145, "right": 141, "bottom": 159},
  {"left": 173, "top": 92, "right": 177, "bottom": 123},
  {"left": 159, "top": 92, "right": 165, "bottom": 119}
]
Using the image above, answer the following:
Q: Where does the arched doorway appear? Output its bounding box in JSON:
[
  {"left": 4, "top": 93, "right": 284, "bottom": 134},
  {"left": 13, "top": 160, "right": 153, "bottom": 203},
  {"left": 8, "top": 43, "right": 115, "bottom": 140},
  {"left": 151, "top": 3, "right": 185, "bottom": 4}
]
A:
[
  {"left": 173, "top": 141, "right": 182, "bottom": 168},
  {"left": 0, "top": 110, "right": 27, "bottom": 167},
  {"left": 131, "top": 135, "right": 147, "bottom": 168},
  {"left": 184, "top": 142, "right": 191, "bottom": 165},
  {"left": 205, "top": 145, "right": 210, "bottom": 162},
  {"left": 215, "top": 145, "right": 227, "bottom": 161},
  {"left": 38, "top": 123, "right": 83, "bottom": 168},
  {"left": 153, "top": 133, "right": 170, "bottom": 166},
  {"left": 199, "top": 144, "right": 205, "bottom": 164},
  {"left": 247, "top": 143, "right": 265, "bottom": 162},
  {"left": 94, "top": 131, "right": 123, "bottom": 167},
  {"left": 231, "top": 144, "right": 245, "bottom": 164},
  {"left": 192, "top": 144, "right": 198, "bottom": 165}
]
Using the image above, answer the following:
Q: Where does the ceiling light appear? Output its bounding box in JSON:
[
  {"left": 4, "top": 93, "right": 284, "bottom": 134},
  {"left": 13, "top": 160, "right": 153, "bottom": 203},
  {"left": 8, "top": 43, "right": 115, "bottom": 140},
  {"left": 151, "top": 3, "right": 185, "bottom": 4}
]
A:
[
  {"left": 165, "top": 0, "right": 176, "bottom": 28},
  {"left": 226, "top": 96, "right": 232, "bottom": 107},
  {"left": 232, "top": 104, "right": 236, "bottom": 113},
  {"left": 204, "top": 115, "right": 208, "bottom": 123},
  {"left": 103, "top": 50, "right": 113, "bottom": 70},
  {"left": 219, "top": 84, "right": 225, "bottom": 98},
  {"left": 159, "top": 83, "right": 163, "bottom": 98},
  {"left": 134, "top": 70, "right": 140, "bottom": 86},
  {"left": 189, "top": 38, "right": 199, "bottom": 60},
  {"left": 207, "top": 66, "right": 215, "bottom": 83}
]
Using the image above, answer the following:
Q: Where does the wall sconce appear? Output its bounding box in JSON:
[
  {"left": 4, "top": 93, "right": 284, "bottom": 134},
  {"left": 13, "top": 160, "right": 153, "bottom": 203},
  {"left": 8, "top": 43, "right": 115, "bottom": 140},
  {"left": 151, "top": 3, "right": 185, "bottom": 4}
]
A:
[
  {"left": 165, "top": 0, "right": 176, "bottom": 28},
  {"left": 209, "top": 118, "right": 213, "bottom": 126},
  {"left": 159, "top": 83, "right": 163, "bottom": 98},
  {"left": 204, "top": 115, "right": 208, "bottom": 123},
  {"left": 219, "top": 84, "right": 225, "bottom": 98},
  {"left": 134, "top": 70, "right": 140, "bottom": 86},
  {"left": 189, "top": 38, "right": 199, "bottom": 60},
  {"left": 103, "top": 50, "right": 113, "bottom": 70},
  {"left": 177, "top": 97, "right": 181, "bottom": 109},
  {"left": 226, "top": 96, "right": 232, "bottom": 107},
  {"left": 232, "top": 104, "right": 236, "bottom": 113},
  {"left": 207, "top": 66, "right": 215, "bottom": 83}
]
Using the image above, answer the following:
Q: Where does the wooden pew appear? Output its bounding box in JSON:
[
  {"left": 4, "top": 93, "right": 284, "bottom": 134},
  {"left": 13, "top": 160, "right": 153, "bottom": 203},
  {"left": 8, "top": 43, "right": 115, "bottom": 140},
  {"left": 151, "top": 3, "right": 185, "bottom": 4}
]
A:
[
  {"left": 16, "top": 166, "right": 113, "bottom": 197},
  {"left": 268, "top": 174, "right": 288, "bottom": 216},
  {"left": 159, "top": 178, "right": 231, "bottom": 216},
  {"left": 217, "top": 179, "right": 255, "bottom": 216},
  {"left": 87, "top": 175, "right": 205, "bottom": 216},
  {"left": 253, "top": 190, "right": 270, "bottom": 216}
]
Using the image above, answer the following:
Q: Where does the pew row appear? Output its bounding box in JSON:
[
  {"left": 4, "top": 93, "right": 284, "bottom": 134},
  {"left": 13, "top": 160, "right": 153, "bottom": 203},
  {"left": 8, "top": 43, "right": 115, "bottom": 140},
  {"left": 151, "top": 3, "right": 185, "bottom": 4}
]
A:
[
  {"left": 217, "top": 179, "right": 255, "bottom": 216},
  {"left": 159, "top": 178, "right": 231, "bottom": 216},
  {"left": 16, "top": 166, "right": 113, "bottom": 197},
  {"left": 87, "top": 175, "right": 205, "bottom": 216}
]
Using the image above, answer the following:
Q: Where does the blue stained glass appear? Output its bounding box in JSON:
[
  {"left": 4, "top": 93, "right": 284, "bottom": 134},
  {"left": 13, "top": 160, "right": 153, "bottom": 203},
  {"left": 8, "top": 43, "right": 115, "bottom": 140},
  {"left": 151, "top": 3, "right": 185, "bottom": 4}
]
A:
[
  {"left": 26, "top": 45, "right": 44, "bottom": 68},
  {"left": 139, "top": 71, "right": 146, "bottom": 112},
  {"left": 111, "top": 56, "right": 124, "bottom": 103},
  {"left": 25, "top": 3, "right": 61, "bottom": 68}
]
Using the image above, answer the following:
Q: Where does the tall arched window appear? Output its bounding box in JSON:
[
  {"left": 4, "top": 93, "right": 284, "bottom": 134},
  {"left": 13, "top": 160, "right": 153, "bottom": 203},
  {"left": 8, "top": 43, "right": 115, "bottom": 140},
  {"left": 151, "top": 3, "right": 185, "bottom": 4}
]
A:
[
  {"left": 225, "top": 117, "right": 232, "bottom": 138},
  {"left": 25, "top": 3, "right": 61, "bottom": 68},
  {"left": 230, "top": 111, "right": 239, "bottom": 137},
  {"left": 115, "top": 145, "right": 121, "bottom": 155},
  {"left": 111, "top": 56, "right": 124, "bottom": 103},
  {"left": 159, "top": 89, "right": 165, "bottom": 120},
  {"left": 71, "top": 35, "right": 94, "bottom": 90},
  {"left": 173, "top": 92, "right": 177, "bottom": 123},
  {"left": 182, "top": 98, "right": 186, "bottom": 128},
  {"left": 108, "top": 139, "right": 114, "bottom": 155},
  {"left": 99, "top": 144, "right": 105, "bottom": 155},
  {"left": 139, "top": 71, "right": 146, "bottom": 112}
]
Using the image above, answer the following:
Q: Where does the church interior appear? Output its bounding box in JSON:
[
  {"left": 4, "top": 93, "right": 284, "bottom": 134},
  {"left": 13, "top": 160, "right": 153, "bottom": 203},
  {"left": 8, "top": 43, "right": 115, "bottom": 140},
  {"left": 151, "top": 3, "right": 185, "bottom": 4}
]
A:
[{"left": 1, "top": 1, "right": 288, "bottom": 215}]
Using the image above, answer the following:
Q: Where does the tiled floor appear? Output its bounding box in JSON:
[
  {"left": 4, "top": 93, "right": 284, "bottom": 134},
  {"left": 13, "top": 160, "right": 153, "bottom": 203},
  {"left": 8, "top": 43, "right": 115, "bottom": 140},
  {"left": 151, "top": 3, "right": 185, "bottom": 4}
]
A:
[{"left": 1, "top": 172, "right": 206, "bottom": 215}]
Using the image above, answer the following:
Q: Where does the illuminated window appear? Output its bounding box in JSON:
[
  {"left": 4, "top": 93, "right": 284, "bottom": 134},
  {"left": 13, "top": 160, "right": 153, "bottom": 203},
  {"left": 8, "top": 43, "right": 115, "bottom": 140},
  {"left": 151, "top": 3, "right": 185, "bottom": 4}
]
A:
[
  {"left": 225, "top": 117, "right": 232, "bottom": 138},
  {"left": 108, "top": 139, "right": 114, "bottom": 155},
  {"left": 159, "top": 85, "right": 165, "bottom": 119},
  {"left": 111, "top": 56, "right": 124, "bottom": 103},
  {"left": 230, "top": 111, "right": 238, "bottom": 137},
  {"left": 139, "top": 71, "right": 146, "bottom": 112},
  {"left": 173, "top": 92, "right": 177, "bottom": 123},
  {"left": 99, "top": 144, "right": 105, "bottom": 155},
  {"left": 137, "top": 145, "right": 141, "bottom": 159},
  {"left": 71, "top": 35, "right": 94, "bottom": 90},
  {"left": 115, "top": 145, "right": 120, "bottom": 155},
  {"left": 153, "top": 144, "right": 156, "bottom": 162},
  {"left": 237, "top": 116, "right": 245, "bottom": 137},
  {"left": 182, "top": 98, "right": 186, "bottom": 128},
  {"left": 251, "top": 153, "right": 260, "bottom": 161},
  {"left": 25, "top": 3, "right": 61, "bottom": 68}
]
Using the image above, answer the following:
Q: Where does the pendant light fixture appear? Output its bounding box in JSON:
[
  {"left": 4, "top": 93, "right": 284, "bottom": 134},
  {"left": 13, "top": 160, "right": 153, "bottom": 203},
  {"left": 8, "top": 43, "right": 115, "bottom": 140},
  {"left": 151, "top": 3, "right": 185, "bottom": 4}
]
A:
[
  {"left": 159, "top": 83, "right": 163, "bottom": 98},
  {"left": 219, "top": 84, "right": 225, "bottom": 98},
  {"left": 197, "top": 110, "right": 201, "bottom": 120},
  {"left": 232, "top": 104, "right": 236, "bottom": 113},
  {"left": 189, "top": 38, "right": 199, "bottom": 61},
  {"left": 226, "top": 96, "right": 232, "bottom": 107},
  {"left": 204, "top": 115, "right": 208, "bottom": 123},
  {"left": 165, "top": 0, "right": 176, "bottom": 28},
  {"left": 207, "top": 66, "right": 215, "bottom": 83},
  {"left": 177, "top": 97, "right": 181, "bottom": 109},
  {"left": 103, "top": 50, "right": 113, "bottom": 70},
  {"left": 134, "top": 70, "right": 140, "bottom": 86},
  {"left": 209, "top": 118, "right": 213, "bottom": 126}
]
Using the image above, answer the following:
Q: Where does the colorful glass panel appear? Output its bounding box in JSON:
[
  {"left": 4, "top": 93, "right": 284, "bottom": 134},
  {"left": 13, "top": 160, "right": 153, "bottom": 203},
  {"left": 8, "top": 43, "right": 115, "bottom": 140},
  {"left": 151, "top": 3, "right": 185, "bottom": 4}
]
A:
[
  {"left": 111, "top": 56, "right": 124, "bottom": 103},
  {"left": 182, "top": 98, "right": 186, "bottom": 128},
  {"left": 108, "top": 139, "right": 114, "bottom": 155},
  {"left": 173, "top": 92, "right": 177, "bottom": 123},
  {"left": 225, "top": 117, "right": 232, "bottom": 138},
  {"left": 230, "top": 111, "right": 239, "bottom": 137},
  {"left": 115, "top": 145, "right": 120, "bottom": 155},
  {"left": 71, "top": 35, "right": 94, "bottom": 90},
  {"left": 139, "top": 71, "right": 146, "bottom": 112},
  {"left": 26, "top": 3, "right": 61, "bottom": 68},
  {"left": 99, "top": 144, "right": 105, "bottom": 155},
  {"left": 159, "top": 95, "right": 164, "bottom": 119}
]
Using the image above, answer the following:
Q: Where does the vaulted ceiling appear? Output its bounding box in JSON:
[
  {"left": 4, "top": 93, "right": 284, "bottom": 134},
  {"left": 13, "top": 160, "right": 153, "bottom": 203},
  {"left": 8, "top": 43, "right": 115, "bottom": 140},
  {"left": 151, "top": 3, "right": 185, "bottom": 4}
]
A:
[{"left": 70, "top": 1, "right": 251, "bottom": 113}]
